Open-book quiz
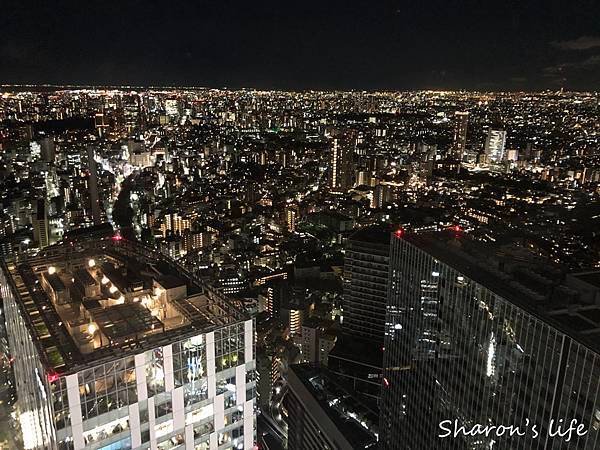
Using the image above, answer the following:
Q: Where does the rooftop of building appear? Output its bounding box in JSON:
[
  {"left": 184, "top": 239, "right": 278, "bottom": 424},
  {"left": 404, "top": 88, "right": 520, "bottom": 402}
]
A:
[
  {"left": 2, "top": 235, "right": 248, "bottom": 376},
  {"left": 399, "top": 230, "right": 600, "bottom": 354},
  {"left": 571, "top": 271, "right": 600, "bottom": 290},
  {"left": 348, "top": 225, "right": 392, "bottom": 246},
  {"left": 289, "top": 363, "right": 379, "bottom": 449}
]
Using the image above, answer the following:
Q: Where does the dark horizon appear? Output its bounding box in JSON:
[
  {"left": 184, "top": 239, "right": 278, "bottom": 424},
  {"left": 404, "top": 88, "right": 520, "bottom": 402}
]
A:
[
  {"left": 0, "top": 82, "right": 598, "bottom": 94},
  {"left": 2, "top": 0, "right": 600, "bottom": 91}
]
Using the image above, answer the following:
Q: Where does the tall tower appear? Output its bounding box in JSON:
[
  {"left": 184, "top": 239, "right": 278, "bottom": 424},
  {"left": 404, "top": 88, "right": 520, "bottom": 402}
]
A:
[
  {"left": 343, "top": 226, "right": 390, "bottom": 343},
  {"left": 39, "top": 136, "right": 56, "bottom": 163},
  {"left": 327, "top": 226, "right": 390, "bottom": 405},
  {"left": 452, "top": 111, "right": 469, "bottom": 160},
  {"left": 485, "top": 129, "right": 507, "bottom": 162},
  {"left": 330, "top": 130, "right": 356, "bottom": 193},
  {"left": 285, "top": 204, "right": 299, "bottom": 232},
  {"left": 87, "top": 146, "right": 102, "bottom": 225},
  {"left": 32, "top": 199, "right": 49, "bottom": 248}
]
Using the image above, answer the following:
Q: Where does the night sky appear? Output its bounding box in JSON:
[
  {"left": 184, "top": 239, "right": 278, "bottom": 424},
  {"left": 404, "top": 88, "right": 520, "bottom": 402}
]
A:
[{"left": 2, "top": 0, "right": 600, "bottom": 90}]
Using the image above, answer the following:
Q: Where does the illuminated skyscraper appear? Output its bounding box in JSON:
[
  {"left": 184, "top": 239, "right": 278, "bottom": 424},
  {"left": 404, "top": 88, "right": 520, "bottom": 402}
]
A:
[
  {"left": 452, "top": 111, "right": 469, "bottom": 160},
  {"left": 87, "top": 146, "right": 102, "bottom": 225},
  {"left": 123, "top": 94, "right": 140, "bottom": 132},
  {"left": 330, "top": 130, "right": 356, "bottom": 194},
  {"left": 485, "top": 129, "right": 507, "bottom": 163},
  {"left": 380, "top": 231, "right": 600, "bottom": 449},
  {"left": 1, "top": 238, "right": 256, "bottom": 450},
  {"left": 285, "top": 204, "right": 299, "bottom": 232}
]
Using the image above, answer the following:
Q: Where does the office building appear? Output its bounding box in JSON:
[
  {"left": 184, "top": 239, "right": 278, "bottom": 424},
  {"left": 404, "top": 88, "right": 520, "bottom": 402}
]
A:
[
  {"left": 381, "top": 231, "right": 600, "bottom": 449},
  {"left": 484, "top": 129, "right": 507, "bottom": 163},
  {"left": 1, "top": 237, "right": 255, "bottom": 450},
  {"left": 285, "top": 364, "right": 379, "bottom": 450},
  {"left": 452, "top": 111, "right": 469, "bottom": 160}
]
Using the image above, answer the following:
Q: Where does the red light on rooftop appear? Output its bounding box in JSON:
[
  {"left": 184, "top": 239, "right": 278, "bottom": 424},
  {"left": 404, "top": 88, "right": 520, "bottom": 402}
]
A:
[
  {"left": 112, "top": 233, "right": 123, "bottom": 241},
  {"left": 394, "top": 228, "right": 404, "bottom": 238},
  {"left": 47, "top": 372, "right": 60, "bottom": 383}
]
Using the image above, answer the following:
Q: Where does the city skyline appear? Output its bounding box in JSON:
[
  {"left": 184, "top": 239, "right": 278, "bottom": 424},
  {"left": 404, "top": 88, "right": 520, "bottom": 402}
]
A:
[{"left": 0, "top": 60, "right": 598, "bottom": 448}]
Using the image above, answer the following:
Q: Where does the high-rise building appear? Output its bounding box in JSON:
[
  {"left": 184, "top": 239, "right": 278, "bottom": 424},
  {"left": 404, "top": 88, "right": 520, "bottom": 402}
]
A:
[
  {"left": 485, "top": 129, "right": 507, "bottom": 163},
  {"left": 381, "top": 231, "right": 600, "bottom": 449},
  {"left": 330, "top": 130, "right": 356, "bottom": 194},
  {"left": 123, "top": 95, "right": 140, "bottom": 132},
  {"left": 40, "top": 136, "right": 56, "bottom": 163},
  {"left": 94, "top": 112, "right": 109, "bottom": 137},
  {"left": 343, "top": 226, "right": 390, "bottom": 343},
  {"left": 161, "top": 213, "right": 192, "bottom": 237},
  {"left": 285, "top": 364, "right": 379, "bottom": 450},
  {"left": 328, "top": 227, "right": 390, "bottom": 405},
  {"left": 452, "top": 111, "right": 469, "bottom": 160},
  {"left": 87, "top": 146, "right": 102, "bottom": 225},
  {"left": 1, "top": 238, "right": 256, "bottom": 450},
  {"left": 218, "top": 268, "right": 246, "bottom": 295},
  {"left": 32, "top": 199, "right": 49, "bottom": 249},
  {"left": 371, "top": 184, "right": 393, "bottom": 209},
  {"left": 285, "top": 204, "right": 299, "bottom": 233}
]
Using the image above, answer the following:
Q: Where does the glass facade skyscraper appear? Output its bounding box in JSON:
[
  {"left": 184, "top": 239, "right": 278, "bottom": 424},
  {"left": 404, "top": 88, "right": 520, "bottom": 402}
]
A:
[{"left": 381, "top": 232, "right": 600, "bottom": 449}]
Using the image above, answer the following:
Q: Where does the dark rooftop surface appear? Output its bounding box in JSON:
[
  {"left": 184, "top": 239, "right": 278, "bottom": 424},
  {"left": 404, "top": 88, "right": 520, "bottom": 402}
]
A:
[
  {"left": 400, "top": 231, "right": 600, "bottom": 354},
  {"left": 156, "top": 274, "right": 187, "bottom": 290},
  {"left": 328, "top": 334, "right": 384, "bottom": 368},
  {"left": 572, "top": 272, "right": 600, "bottom": 290},
  {"left": 349, "top": 225, "right": 392, "bottom": 246}
]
